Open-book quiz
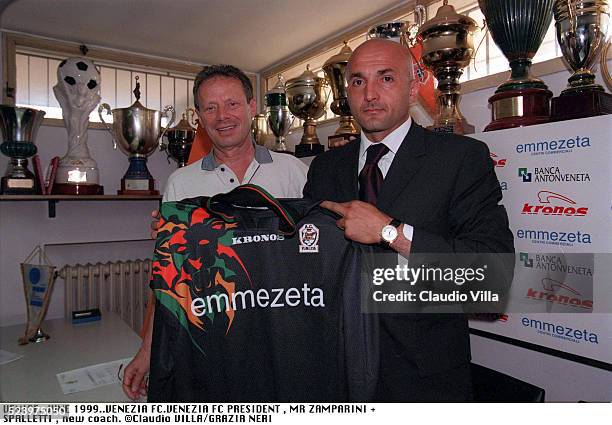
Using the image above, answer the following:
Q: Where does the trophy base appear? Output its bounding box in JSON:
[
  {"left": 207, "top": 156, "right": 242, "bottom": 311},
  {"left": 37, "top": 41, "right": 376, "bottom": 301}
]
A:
[
  {"left": 551, "top": 90, "right": 612, "bottom": 122},
  {"left": 119, "top": 178, "right": 158, "bottom": 195},
  {"left": 1, "top": 176, "right": 36, "bottom": 194},
  {"left": 484, "top": 88, "right": 552, "bottom": 132},
  {"left": 328, "top": 132, "right": 358, "bottom": 149},
  {"left": 428, "top": 121, "right": 475, "bottom": 135},
  {"left": 52, "top": 183, "right": 104, "bottom": 195},
  {"left": 295, "top": 143, "right": 324, "bottom": 158},
  {"left": 29, "top": 328, "right": 50, "bottom": 344}
]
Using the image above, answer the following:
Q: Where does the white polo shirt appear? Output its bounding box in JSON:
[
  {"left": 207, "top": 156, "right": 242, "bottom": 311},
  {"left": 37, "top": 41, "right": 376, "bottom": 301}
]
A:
[{"left": 162, "top": 144, "right": 308, "bottom": 202}]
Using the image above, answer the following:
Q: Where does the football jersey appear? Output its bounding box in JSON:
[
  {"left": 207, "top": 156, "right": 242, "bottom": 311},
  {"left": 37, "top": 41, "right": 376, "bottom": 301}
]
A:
[{"left": 148, "top": 184, "right": 377, "bottom": 402}]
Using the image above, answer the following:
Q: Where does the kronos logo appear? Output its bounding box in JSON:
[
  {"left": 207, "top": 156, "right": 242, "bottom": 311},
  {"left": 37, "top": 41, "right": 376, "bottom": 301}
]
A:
[{"left": 521, "top": 191, "right": 588, "bottom": 217}]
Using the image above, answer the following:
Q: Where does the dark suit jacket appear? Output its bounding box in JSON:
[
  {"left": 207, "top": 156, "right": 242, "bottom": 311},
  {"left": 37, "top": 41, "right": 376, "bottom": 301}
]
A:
[{"left": 303, "top": 122, "right": 514, "bottom": 401}]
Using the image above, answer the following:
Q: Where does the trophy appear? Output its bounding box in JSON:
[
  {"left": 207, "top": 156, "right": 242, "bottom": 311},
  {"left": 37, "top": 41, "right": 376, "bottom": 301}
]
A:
[
  {"left": 286, "top": 66, "right": 328, "bottom": 158},
  {"left": 98, "top": 76, "right": 175, "bottom": 194},
  {"left": 322, "top": 42, "right": 360, "bottom": 148},
  {"left": 162, "top": 109, "right": 196, "bottom": 168},
  {"left": 265, "top": 74, "right": 294, "bottom": 153},
  {"left": 0, "top": 105, "right": 45, "bottom": 194},
  {"left": 53, "top": 57, "right": 104, "bottom": 195},
  {"left": 418, "top": 1, "right": 477, "bottom": 134},
  {"left": 479, "top": 0, "right": 555, "bottom": 131},
  {"left": 551, "top": 0, "right": 612, "bottom": 121},
  {"left": 367, "top": 4, "right": 427, "bottom": 48},
  {"left": 251, "top": 113, "right": 269, "bottom": 146}
]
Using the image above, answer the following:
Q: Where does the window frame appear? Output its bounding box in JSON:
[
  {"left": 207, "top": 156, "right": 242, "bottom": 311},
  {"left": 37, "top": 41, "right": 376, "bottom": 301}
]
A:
[{"left": 2, "top": 31, "right": 259, "bottom": 129}]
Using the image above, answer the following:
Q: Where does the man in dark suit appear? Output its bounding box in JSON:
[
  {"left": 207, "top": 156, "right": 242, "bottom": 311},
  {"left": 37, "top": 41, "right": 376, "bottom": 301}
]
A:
[{"left": 303, "top": 39, "right": 514, "bottom": 401}]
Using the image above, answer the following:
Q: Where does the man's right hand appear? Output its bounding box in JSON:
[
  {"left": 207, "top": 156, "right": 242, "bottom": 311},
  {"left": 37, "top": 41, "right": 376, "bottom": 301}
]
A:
[
  {"left": 150, "top": 209, "right": 161, "bottom": 239},
  {"left": 122, "top": 347, "right": 151, "bottom": 400}
]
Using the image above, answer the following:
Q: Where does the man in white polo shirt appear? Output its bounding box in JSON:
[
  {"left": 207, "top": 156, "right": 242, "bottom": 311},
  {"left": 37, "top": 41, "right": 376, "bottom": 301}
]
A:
[{"left": 122, "top": 64, "right": 307, "bottom": 400}]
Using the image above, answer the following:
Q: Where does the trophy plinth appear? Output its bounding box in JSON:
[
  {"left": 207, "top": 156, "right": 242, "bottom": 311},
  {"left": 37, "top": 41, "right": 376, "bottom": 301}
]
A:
[
  {"left": 1, "top": 158, "right": 37, "bottom": 194},
  {"left": 551, "top": 0, "right": 611, "bottom": 122},
  {"left": 0, "top": 106, "right": 45, "bottom": 194},
  {"left": 119, "top": 156, "right": 157, "bottom": 195},
  {"left": 485, "top": 87, "right": 553, "bottom": 131},
  {"left": 52, "top": 183, "right": 104, "bottom": 195},
  {"left": 551, "top": 90, "right": 612, "bottom": 121},
  {"left": 323, "top": 42, "right": 360, "bottom": 148},
  {"left": 418, "top": 0, "right": 477, "bottom": 135},
  {"left": 98, "top": 76, "right": 175, "bottom": 194},
  {"left": 286, "top": 66, "right": 328, "bottom": 158},
  {"left": 479, "top": 0, "right": 555, "bottom": 131}
]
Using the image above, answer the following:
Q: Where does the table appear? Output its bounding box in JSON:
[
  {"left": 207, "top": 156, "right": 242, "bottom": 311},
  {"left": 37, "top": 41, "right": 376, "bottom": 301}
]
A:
[{"left": 0, "top": 312, "right": 141, "bottom": 402}]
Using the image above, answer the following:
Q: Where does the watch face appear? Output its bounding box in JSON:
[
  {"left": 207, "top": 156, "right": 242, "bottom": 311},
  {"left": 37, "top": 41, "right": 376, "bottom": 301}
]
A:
[{"left": 382, "top": 225, "right": 398, "bottom": 243}]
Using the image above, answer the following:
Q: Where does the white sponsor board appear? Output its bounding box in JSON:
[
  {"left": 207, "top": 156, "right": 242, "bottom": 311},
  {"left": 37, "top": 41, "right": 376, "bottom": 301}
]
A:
[{"left": 470, "top": 115, "right": 612, "bottom": 365}]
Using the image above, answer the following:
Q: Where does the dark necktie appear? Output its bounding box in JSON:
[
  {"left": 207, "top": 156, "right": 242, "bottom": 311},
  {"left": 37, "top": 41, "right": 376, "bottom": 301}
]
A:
[{"left": 359, "top": 143, "right": 389, "bottom": 205}]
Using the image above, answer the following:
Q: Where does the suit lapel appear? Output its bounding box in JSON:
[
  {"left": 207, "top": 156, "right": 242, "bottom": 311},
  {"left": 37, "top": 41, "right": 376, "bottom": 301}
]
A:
[
  {"left": 335, "top": 138, "right": 360, "bottom": 201},
  {"left": 377, "top": 123, "right": 428, "bottom": 211}
]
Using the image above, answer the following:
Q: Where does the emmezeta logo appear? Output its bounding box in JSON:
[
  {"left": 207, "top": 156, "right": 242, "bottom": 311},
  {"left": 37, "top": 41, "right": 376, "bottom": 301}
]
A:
[
  {"left": 518, "top": 167, "right": 590, "bottom": 183},
  {"left": 521, "top": 317, "right": 599, "bottom": 344},
  {"left": 515, "top": 135, "right": 591, "bottom": 156},
  {"left": 525, "top": 278, "right": 593, "bottom": 310},
  {"left": 516, "top": 228, "right": 592, "bottom": 247},
  {"left": 521, "top": 190, "right": 588, "bottom": 216},
  {"left": 518, "top": 253, "right": 593, "bottom": 276}
]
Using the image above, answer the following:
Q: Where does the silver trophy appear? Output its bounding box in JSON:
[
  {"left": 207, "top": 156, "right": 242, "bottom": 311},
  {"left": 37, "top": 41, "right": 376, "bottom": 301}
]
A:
[
  {"left": 551, "top": 0, "right": 612, "bottom": 120},
  {"left": 265, "top": 75, "right": 293, "bottom": 153},
  {"left": 286, "top": 66, "right": 328, "bottom": 158},
  {"left": 367, "top": 4, "right": 427, "bottom": 48},
  {"left": 251, "top": 113, "right": 269, "bottom": 146},
  {"left": 98, "top": 76, "right": 175, "bottom": 194},
  {"left": 0, "top": 106, "right": 46, "bottom": 194}
]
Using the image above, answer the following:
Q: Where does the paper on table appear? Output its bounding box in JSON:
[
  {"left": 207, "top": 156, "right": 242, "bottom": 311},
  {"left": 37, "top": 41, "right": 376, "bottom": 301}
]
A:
[
  {"left": 56, "top": 357, "right": 132, "bottom": 395},
  {"left": 0, "top": 349, "right": 23, "bottom": 365}
]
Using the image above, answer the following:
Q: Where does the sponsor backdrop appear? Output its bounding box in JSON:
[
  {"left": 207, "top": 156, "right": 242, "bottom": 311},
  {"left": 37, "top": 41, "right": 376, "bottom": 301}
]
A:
[{"left": 469, "top": 115, "right": 611, "bottom": 367}]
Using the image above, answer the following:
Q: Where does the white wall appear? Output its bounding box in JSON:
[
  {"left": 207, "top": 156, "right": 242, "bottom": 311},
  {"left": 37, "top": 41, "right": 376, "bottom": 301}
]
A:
[{"left": 0, "top": 124, "right": 176, "bottom": 326}]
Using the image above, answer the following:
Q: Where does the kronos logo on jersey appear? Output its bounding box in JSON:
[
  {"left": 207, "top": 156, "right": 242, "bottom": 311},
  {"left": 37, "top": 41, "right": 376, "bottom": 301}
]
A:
[{"left": 521, "top": 191, "right": 588, "bottom": 217}]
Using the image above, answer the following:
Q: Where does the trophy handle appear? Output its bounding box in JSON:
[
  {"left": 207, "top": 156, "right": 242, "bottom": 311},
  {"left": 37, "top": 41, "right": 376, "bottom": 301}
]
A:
[
  {"left": 414, "top": 4, "right": 427, "bottom": 27},
  {"left": 601, "top": 39, "right": 612, "bottom": 92},
  {"left": 97, "top": 103, "right": 116, "bottom": 149},
  {"left": 186, "top": 107, "right": 197, "bottom": 127},
  {"left": 159, "top": 106, "right": 176, "bottom": 149}
]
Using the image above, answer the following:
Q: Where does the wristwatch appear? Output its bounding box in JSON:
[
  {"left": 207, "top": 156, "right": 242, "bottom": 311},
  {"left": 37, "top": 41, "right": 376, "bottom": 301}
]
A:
[{"left": 380, "top": 218, "right": 402, "bottom": 247}]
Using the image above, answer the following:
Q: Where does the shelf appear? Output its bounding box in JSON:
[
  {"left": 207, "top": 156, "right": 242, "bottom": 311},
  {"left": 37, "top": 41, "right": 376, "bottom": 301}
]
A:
[
  {"left": 0, "top": 194, "right": 162, "bottom": 217},
  {"left": 0, "top": 195, "right": 162, "bottom": 201}
]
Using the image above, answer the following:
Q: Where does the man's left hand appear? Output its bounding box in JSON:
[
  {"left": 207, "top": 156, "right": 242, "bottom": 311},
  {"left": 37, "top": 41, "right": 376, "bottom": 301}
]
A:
[{"left": 320, "top": 200, "right": 390, "bottom": 244}]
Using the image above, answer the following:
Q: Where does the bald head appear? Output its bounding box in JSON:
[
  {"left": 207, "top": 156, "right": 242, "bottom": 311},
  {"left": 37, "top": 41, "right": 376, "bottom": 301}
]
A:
[
  {"left": 344, "top": 38, "right": 417, "bottom": 142},
  {"left": 346, "top": 39, "right": 414, "bottom": 81}
]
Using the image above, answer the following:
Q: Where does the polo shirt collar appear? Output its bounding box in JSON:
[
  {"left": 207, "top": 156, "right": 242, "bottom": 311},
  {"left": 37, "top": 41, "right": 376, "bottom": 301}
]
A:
[{"left": 201, "top": 141, "right": 273, "bottom": 171}]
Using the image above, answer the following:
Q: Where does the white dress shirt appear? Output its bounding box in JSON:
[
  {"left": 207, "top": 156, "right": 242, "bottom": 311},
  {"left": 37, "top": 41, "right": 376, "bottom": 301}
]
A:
[{"left": 358, "top": 116, "right": 414, "bottom": 241}]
